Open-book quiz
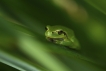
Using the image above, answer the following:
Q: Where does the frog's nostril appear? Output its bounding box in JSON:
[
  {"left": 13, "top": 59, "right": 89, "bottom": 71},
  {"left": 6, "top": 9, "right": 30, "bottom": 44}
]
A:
[{"left": 52, "top": 32, "right": 54, "bottom": 33}]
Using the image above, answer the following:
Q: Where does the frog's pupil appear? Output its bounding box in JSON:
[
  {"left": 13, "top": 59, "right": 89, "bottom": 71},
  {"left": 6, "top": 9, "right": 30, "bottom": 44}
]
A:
[{"left": 58, "top": 30, "right": 64, "bottom": 35}]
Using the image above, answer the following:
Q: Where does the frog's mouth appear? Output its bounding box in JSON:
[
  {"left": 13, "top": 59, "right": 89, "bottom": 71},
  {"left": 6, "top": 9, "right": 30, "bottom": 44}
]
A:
[{"left": 46, "top": 37, "right": 64, "bottom": 43}]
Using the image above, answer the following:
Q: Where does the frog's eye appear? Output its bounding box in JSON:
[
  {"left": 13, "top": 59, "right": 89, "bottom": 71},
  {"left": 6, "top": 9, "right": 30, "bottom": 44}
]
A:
[{"left": 57, "top": 30, "right": 65, "bottom": 35}]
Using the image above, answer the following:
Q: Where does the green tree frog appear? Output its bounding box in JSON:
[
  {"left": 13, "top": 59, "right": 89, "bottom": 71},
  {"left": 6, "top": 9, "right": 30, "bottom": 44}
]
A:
[{"left": 45, "top": 25, "right": 80, "bottom": 50}]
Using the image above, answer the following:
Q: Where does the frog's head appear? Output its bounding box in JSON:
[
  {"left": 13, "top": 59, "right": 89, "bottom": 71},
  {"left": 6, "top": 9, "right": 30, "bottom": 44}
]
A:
[{"left": 45, "top": 25, "right": 67, "bottom": 42}]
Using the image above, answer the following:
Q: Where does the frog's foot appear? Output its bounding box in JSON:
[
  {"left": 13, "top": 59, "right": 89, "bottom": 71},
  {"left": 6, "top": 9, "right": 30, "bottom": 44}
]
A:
[{"left": 46, "top": 37, "right": 64, "bottom": 43}]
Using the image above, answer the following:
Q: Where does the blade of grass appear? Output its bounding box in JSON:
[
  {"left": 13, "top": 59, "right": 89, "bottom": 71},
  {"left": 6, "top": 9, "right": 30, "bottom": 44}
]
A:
[{"left": 0, "top": 50, "right": 40, "bottom": 71}]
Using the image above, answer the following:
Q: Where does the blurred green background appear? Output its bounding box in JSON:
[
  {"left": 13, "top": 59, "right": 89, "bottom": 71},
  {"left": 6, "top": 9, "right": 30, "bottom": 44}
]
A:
[{"left": 0, "top": 0, "right": 106, "bottom": 71}]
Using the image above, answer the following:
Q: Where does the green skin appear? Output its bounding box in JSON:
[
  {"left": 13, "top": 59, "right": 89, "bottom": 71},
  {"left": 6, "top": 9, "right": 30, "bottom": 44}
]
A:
[{"left": 45, "top": 25, "right": 80, "bottom": 50}]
